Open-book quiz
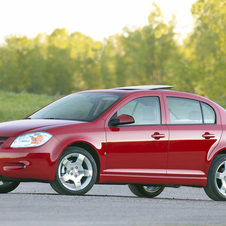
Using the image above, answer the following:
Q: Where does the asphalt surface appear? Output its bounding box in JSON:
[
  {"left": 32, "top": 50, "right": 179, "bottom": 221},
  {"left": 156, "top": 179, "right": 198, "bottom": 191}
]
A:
[{"left": 0, "top": 182, "right": 225, "bottom": 226}]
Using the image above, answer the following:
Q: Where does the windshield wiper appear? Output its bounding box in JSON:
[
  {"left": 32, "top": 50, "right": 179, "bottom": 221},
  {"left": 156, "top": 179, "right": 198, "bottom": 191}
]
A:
[{"left": 44, "top": 118, "right": 63, "bottom": 120}]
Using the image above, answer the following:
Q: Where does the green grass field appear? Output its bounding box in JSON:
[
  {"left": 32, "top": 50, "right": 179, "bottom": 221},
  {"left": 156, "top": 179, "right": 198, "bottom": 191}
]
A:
[{"left": 0, "top": 91, "right": 59, "bottom": 122}]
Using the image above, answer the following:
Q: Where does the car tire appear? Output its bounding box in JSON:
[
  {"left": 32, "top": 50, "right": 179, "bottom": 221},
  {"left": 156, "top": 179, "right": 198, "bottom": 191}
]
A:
[
  {"left": 50, "top": 147, "right": 97, "bottom": 195},
  {"left": 204, "top": 154, "right": 226, "bottom": 201},
  {"left": 0, "top": 181, "right": 20, "bottom": 193},
  {"left": 128, "top": 184, "right": 164, "bottom": 198}
]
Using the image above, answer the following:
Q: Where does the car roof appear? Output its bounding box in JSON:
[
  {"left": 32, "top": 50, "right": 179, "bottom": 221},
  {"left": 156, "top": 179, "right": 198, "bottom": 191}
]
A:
[
  {"left": 82, "top": 85, "right": 210, "bottom": 101},
  {"left": 77, "top": 85, "right": 222, "bottom": 109},
  {"left": 112, "top": 85, "right": 174, "bottom": 90},
  {"left": 81, "top": 85, "right": 174, "bottom": 95}
]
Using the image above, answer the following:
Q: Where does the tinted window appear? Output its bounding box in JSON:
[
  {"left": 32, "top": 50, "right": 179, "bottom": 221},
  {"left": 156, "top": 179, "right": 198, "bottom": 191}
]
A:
[
  {"left": 116, "top": 96, "right": 161, "bottom": 125},
  {"left": 29, "top": 93, "right": 124, "bottom": 121},
  {"left": 201, "top": 102, "right": 216, "bottom": 124},
  {"left": 167, "top": 97, "right": 202, "bottom": 124}
]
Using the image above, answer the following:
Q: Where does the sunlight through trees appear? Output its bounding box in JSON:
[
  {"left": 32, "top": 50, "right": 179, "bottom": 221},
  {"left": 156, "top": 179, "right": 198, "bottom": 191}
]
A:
[{"left": 0, "top": 1, "right": 225, "bottom": 103}]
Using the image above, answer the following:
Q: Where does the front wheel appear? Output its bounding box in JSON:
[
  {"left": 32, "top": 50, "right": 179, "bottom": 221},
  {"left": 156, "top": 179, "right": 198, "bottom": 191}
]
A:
[
  {"left": 204, "top": 154, "right": 226, "bottom": 201},
  {"left": 50, "top": 147, "right": 97, "bottom": 195},
  {"left": 0, "top": 181, "right": 20, "bottom": 193},
  {"left": 128, "top": 184, "right": 164, "bottom": 198}
]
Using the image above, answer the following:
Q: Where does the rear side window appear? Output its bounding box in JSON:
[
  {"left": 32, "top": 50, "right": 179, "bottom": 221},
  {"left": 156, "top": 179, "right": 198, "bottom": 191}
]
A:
[
  {"left": 167, "top": 97, "right": 202, "bottom": 124},
  {"left": 201, "top": 102, "right": 216, "bottom": 124},
  {"left": 167, "top": 97, "right": 216, "bottom": 125}
]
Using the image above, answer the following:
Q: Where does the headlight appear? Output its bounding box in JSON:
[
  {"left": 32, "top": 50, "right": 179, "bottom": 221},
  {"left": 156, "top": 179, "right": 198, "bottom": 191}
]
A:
[{"left": 11, "top": 132, "right": 53, "bottom": 148}]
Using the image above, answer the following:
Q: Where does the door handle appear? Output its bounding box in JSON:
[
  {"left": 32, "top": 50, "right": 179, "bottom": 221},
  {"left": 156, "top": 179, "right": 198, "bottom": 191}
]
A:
[
  {"left": 151, "top": 132, "right": 165, "bottom": 140},
  {"left": 202, "top": 132, "right": 215, "bottom": 139}
]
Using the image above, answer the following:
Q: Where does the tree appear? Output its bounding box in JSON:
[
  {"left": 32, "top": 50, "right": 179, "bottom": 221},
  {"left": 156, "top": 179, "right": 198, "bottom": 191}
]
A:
[{"left": 184, "top": 0, "right": 226, "bottom": 101}]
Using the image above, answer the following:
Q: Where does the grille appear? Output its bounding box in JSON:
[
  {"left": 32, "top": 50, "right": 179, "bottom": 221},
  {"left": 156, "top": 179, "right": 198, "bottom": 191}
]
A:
[
  {"left": 0, "top": 137, "right": 9, "bottom": 146},
  {"left": 0, "top": 137, "right": 9, "bottom": 141}
]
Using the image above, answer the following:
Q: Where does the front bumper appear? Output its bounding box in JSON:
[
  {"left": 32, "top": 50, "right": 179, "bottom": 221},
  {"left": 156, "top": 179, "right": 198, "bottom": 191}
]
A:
[{"left": 0, "top": 136, "right": 64, "bottom": 181}]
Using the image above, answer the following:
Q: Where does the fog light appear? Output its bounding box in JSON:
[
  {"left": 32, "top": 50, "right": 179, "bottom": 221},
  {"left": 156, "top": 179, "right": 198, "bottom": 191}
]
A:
[{"left": 3, "top": 163, "right": 26, "bottom": 171}]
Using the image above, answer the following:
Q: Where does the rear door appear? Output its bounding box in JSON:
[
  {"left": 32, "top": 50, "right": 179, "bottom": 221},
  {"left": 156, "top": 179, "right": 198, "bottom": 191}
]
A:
[{"left": 164, "top": 95, "right": 222, "bottom": 178}]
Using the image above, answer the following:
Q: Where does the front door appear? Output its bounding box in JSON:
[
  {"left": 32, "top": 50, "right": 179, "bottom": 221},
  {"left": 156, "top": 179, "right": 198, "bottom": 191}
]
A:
[{"left": 105, "top": 95, "right": 169, "bottom": 181}]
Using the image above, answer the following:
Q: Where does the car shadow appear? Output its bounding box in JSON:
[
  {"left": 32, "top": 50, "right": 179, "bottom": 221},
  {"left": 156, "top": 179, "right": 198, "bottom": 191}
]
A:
[{"left": 8, "top": 192, "right": 213, "bottom": 202}]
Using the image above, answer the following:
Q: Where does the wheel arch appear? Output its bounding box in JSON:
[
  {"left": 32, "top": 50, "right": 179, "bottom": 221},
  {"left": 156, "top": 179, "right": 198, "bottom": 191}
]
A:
[
  {"left": 67, "top": 142, "right": 101, "bottom": 179},
  {"left": 204, "top": 153, "right": 226, "bottom": 200},
  {"left": 215, "top": 149, "right": 226, "bottom": 156},
  {"left": 207, "top": 148, "right": 226, "bottom": 174}
]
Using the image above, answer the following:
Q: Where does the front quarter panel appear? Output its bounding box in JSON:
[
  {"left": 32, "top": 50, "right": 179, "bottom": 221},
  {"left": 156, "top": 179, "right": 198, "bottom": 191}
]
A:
[
  {"left": 0, "top": 119, "right": 106, "bottom": 182},
  {"left": 48, "top": 120, "right": 107, "bottom": 174}
]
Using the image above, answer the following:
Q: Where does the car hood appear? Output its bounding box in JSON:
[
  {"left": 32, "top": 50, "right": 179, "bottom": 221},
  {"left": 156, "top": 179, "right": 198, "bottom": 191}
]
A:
[{"left": 0, "top": 119, "right": 85, "bottom": 137}]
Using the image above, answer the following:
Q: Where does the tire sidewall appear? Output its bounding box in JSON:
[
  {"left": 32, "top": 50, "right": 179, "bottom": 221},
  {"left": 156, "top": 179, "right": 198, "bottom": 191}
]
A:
[
  {"left": 0, "top": 181, "right": 20, "bottom": 193},
  {"left": 54, "top": 147, "right": 97, "bottom": 195},
  {"left": 209, "top": 154, "right": 226, "bottom": 201},
  {"left": 139, "top": 185, "right": 164, "bottom": 198},
  {"left": 129, "top": 184, "right": 164, "bottom": 198}
]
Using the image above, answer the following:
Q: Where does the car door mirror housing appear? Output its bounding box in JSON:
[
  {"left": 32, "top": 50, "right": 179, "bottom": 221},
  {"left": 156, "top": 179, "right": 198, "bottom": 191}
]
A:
[{"left": 110, "top": 114, "right": 135, "bottom": 126}]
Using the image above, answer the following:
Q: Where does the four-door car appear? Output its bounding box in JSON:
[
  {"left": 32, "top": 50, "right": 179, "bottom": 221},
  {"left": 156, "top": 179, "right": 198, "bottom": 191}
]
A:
[{"left": 0, "top": 85, "right": 226, "bottom": 201}]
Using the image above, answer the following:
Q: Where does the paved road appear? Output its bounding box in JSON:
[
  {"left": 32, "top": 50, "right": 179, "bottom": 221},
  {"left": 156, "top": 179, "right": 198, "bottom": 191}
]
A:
[{"left": 0, "top": 182, "right": 225, "bottom": 226}]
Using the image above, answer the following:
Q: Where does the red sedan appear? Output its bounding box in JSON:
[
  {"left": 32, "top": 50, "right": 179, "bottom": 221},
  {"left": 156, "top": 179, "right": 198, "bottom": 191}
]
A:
[{"left": 0, "top": 85, "right": 226, "bottom": 201}]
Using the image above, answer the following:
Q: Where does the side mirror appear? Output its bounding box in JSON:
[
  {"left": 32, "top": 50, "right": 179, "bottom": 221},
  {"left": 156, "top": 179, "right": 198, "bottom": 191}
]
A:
[{"left": 110, "top": 114, "right": 135, "bottom": 126}]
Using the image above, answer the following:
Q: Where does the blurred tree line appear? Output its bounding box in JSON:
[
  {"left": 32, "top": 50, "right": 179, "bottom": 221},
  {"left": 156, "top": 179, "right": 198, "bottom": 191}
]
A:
[{"left": 0, "top": 0, "right": 226, "bottom": 103}]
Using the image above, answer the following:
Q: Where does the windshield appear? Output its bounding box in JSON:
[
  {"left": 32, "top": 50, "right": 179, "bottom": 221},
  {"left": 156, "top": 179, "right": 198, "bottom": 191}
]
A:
[{"left": 29, "top": 92, "right": 124, "bottom": 122}]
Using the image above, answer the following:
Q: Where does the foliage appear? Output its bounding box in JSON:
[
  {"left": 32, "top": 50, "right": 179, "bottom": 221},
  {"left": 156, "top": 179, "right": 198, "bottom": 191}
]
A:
[
  {"left": 183, "top": 0, "right": 226, "bottom": 101},
  {"left": 0, "top": 1, "right": 225, "bottom": 104}
]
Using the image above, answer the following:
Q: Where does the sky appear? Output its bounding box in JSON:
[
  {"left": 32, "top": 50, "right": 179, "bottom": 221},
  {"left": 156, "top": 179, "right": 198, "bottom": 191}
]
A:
[{"left": 0, "top": 0, "right": 197, "bottom": 44}]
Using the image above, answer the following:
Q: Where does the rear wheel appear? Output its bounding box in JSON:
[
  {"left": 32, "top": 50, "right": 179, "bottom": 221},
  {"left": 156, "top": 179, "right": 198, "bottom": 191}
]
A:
[
  {"left": 128, "top": 184, "right": 164, "bottom": 198},
  {"left": 204, "top": 154, "right": 226, "bottom": 201},
  {"left": 0, "top": 181, "right": 20, "bottom": 193},
  {"left": 50, "top": 147, "right": 97, "bottom": 195}
]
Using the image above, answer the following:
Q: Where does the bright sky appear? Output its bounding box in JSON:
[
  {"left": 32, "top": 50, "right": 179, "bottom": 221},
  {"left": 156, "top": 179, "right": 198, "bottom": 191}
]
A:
[{"left": 0, "top": 0, "right": 197, "bottom": 43}]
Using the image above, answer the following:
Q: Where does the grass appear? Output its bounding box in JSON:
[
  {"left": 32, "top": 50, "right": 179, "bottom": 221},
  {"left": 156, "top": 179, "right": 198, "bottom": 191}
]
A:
[{"left": 0, "top": 91, "right": 59, "bottom": 122}]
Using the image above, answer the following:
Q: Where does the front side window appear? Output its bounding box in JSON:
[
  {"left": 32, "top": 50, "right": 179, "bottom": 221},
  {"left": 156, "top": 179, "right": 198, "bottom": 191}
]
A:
[{"left": 115, "top": 96, "right": 161, "bottom": 125}]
